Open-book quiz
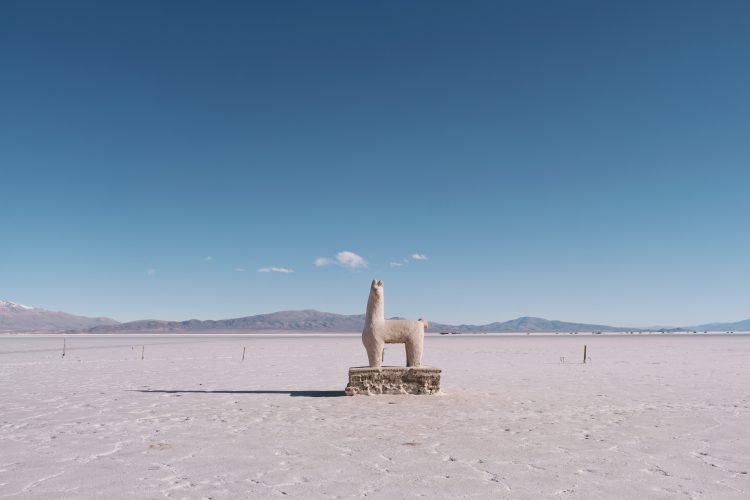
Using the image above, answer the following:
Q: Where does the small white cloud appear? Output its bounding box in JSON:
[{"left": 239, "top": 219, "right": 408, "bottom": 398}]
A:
[
  {"left": 234, "top": 268, "right": 246, "bottom": 272},
  {"left": 411, "top": 253, "right": 428, "bottom": 261},
  {"left": 316, "top": 251, "right": 368, "bottom": 270},
  {"left": 336, "top": 251, "right": 367, "bottom": 269},
  {"left": 147, "top": 269, "right": 156, "bottom": 276},
  {"left": 390, "top": 262, "right": 404, "bottom": 268},
  {"left": 258, "top": 267, "right": 294, "bottom": 273},
  {"left": 204, "top": 256, "right": 214, "bottom": 262}
]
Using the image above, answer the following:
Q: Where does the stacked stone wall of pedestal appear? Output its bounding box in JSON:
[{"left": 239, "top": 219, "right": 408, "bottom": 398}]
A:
[{"left": 345, "top": 366, "right": 441, "bottom": 395}]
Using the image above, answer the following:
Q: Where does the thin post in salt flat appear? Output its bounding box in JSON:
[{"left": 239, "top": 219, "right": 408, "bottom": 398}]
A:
[
  {"left": 583, "top": 345, "right": 587, "bottom": 364},
  {"left": 242, "top": 346, "right": 246, "bottom": 361},
  {"left": 141, "top": 345, "right": 145, "bottom": 360},
  {"left": 62, "top": 338, "right": 66, "bottom": 358}
]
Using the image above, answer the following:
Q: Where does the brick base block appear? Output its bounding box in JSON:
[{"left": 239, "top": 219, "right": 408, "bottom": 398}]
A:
[{"left": 345, "top": 366, "right": 441, "bottom": 396}]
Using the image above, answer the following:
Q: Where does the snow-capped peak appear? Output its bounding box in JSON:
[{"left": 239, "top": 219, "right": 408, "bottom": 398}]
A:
[{"left": 0, "top": 300, "right": 35, "bottom": 310}]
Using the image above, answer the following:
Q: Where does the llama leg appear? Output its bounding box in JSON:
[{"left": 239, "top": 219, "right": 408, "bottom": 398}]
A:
[
  {"left": 405, "top": 341, "right": 413, "bottom": 367},
  {"left": 413, "top": 333, "right": 424, "bottom": 367},
  {"left": 367, "top": 339, "right": 384, "bottom": 368},
  {"left": 406, "top": 335, "right": 424, "bottom": 367},
  {"left": 366, "top": 342, "right": 377, "bottom": 367}
]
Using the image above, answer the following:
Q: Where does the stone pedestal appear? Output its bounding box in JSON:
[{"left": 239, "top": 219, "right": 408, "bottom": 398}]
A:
[{"left": 345, "top": 366, "right": 441, "bottom": 396}]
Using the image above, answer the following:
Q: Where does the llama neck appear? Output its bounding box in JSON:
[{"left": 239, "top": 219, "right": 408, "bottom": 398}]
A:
[{"left": 365, "top": 292, "right": 385, "bottom": 325}]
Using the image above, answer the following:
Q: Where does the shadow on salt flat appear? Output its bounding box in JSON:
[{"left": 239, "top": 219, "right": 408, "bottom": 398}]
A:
[{"left": 131, "top": 389, "right": 346, "bottom": 398}]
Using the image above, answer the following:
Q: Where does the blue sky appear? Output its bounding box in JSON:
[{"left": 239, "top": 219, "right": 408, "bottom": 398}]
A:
[{"left": 2, "top": 1, "right": 749, "bottom": 326}]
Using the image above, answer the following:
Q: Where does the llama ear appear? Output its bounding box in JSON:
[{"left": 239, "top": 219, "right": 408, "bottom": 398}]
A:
[
  {"left": 371, "top": 279, "right": 376, "bottom": 287},
  {"left": 377, "top": 280, "right": 383, "bottom": 286}
]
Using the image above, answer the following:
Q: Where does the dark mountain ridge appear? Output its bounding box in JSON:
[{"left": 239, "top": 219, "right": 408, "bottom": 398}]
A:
[
  {"left": 74, "top": 311, "right": 631, "bottom": 334},
  {"left": 78, "top": 310, "right": 367, "bottom": 333},
  {"left": 3, "top": 299, "right": 747, "bottom": 334}
]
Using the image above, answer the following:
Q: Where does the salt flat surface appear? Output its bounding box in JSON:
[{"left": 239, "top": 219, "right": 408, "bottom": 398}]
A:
[{"left": 1, "top": 334, "right": 749, "bottom": 499}]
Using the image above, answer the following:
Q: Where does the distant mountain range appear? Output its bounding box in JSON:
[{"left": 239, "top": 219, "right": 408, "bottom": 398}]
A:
[
  {"left": 58, "top": 313, "right": 750, "bottom": 334},
  {"left": 76, "top": 310, "right": 366, "bottom": 334},
  {"left": 0, "top": 300, "right": 118, "bottom": 332},
  {"left": 691, "top": 319, "right": 750, "bottom": 332},
  {"left": 1, "top": 299, "right": 748, "bottom": 333},
  {"left": 68, "top": 312, "right": 625, "bottom": 334}
]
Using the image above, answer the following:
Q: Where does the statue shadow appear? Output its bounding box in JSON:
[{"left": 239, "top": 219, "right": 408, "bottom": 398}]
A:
[{"left": 134, "top": 389, "right": 346, "bottom": 398}]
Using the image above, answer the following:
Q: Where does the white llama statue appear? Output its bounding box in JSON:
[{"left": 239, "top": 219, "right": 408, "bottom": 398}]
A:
[{"left": 362, "top": 280, "right": 428, "bottom": 368}]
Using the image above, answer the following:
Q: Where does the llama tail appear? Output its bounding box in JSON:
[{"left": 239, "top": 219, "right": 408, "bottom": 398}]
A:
[{"left": 418, "top": 318, "right": 429, "bottom": 330}]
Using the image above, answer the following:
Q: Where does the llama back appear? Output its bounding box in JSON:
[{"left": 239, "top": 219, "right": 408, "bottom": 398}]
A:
[{"left": 383, "top": 318, "right": 426, "bottom": 343}]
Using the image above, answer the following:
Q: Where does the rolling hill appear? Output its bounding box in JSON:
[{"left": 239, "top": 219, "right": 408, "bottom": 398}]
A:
[
  {"left": 0, "top": 300, "right": 119, "bottom": 333},
  {"left": 3, "top": 299, "right": 747, "bottom": 334},
  {"left": 74, "top": 311, "right": 628, "bottom": 334}
]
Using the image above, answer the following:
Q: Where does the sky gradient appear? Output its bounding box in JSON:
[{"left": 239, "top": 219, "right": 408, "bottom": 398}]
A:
[{"left": 2, "top": 1, "right": 749, "bottom": 326}]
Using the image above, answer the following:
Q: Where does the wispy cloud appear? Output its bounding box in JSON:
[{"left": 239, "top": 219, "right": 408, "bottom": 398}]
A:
[
  {"left": 147, "top": 269, "right": 156, "bottom": 276},
  {"left": 315, "top": 251, "right": 368, "bottom": 270},
  {"left": 234, "top": 268, "right": 246, "bottom": 272},
  {"left": 204, "top": 256, "right": 214, "bottom": 262},
  {"left": 258, "top": 267, "right": 294, "bottom": 273},
  {"left": 390, "top": 253, "right": 428, "bottom": 269}
]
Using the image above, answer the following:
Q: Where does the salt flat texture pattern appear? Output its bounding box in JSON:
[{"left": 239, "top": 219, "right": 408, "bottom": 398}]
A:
[
  {"left": 1, "top": 334, "right": 749, "bottom": 498},
  {"left": 345, "top": 366, "right": 441, "bottom": 395}
]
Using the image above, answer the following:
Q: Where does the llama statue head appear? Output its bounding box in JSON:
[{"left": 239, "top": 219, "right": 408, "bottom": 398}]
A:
[{"left": 370, "top": 279, "right": 383, "bottom": 298}]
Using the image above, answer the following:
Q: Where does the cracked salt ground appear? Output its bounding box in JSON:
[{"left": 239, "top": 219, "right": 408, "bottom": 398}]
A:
[{"left": 0, "top": 334, "right": 749, "bottom": 498}]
